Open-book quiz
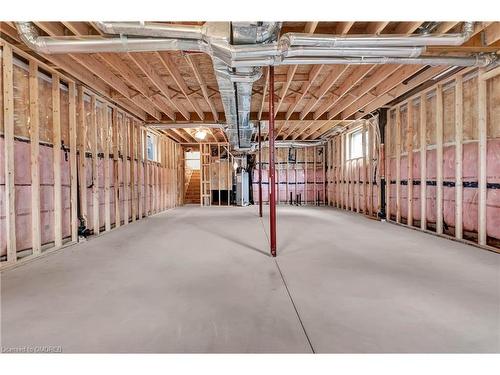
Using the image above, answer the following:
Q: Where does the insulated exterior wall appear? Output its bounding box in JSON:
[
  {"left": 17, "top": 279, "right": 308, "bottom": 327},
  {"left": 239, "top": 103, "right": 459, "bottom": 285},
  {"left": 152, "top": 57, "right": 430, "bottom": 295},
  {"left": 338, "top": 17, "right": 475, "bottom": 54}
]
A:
[
  {"left": 0, "top": 40, "right": 182, "bottom": 268},
  {"left": 326, "top": 120, "right": 380, "bottom": 216},
  {"left": 253, "top": 145, "right": 326, "bottom": 205},
  {"left": 326, "top": 67, "right": 500, "bottom": 251}
]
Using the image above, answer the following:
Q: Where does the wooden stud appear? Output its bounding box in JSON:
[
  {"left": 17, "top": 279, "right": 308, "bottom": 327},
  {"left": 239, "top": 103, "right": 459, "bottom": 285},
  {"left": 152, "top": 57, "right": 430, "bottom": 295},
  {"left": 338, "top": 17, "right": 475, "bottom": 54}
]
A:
[
  {"left": 29, "top": 61, "right": 41, "bottom": 254},
  {"left": 420, "top": 94, "right": 427, "bottom": 230},
  {"left": 455, "top": 76, "right": 464, "bottom": 240},
  {"left": 52, "top": 74, "right": 62, "bottom": 247},
  {"left": 104, "top": 106, "right": 111, "bottom": 231},
  {"left": 2, "top": 46, "right": 18, "bottom": 261},
  {"left": 395, "top": 108, "right": 401, "bottom": 223},
  {"left": 130, "top": 120, "right": 136, "bottom": 222},
  {"left": 69, "top": 81, "right": 78, "bottom": 242},
  {"left": 478, "top": 69, "right": 487, "bottom": 246},
  {"left": 122, "top": 116, "right": 129, "bottom": 225},
  {"left": 436, "top": 85, "right": 444, "bottom": 234},
  {"left": 386, "top": 111, "right": 392, "bottom": 221},
  {"left": 113, "top": 109, "right": 121, "bottom": 228},
  {"left": 407, "top": 102, "right": 414, "bottom": 227},
  {"left": 138, "top": 127, "right": 144, "bottom": 218},
  {"left": 90, "top": 95, "right": 99, "bottom": 235}
]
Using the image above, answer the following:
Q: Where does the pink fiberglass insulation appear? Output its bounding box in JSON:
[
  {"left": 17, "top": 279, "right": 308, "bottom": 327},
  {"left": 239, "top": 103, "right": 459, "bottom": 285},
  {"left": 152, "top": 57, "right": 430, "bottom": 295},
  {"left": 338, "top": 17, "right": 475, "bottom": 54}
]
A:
[
  {"left": 0, "top": 137, "right": 5, "bottom": 253},
  {"left": 486, "top": 140, "right": 500, "bottom": 239}
]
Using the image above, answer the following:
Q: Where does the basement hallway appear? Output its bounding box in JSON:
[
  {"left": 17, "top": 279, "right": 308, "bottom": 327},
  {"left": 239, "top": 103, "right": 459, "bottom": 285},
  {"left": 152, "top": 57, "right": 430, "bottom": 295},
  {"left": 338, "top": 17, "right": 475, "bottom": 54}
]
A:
[{"left": 1, "top": 206, "right": 499, "bottom": 353}]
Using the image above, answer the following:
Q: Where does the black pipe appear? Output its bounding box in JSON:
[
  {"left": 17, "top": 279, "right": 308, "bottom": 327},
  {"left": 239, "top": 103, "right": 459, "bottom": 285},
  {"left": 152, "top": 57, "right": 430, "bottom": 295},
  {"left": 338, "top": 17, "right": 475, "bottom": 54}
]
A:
[{"left": 378, "top": 108, "right": 388, "bottom": 219}]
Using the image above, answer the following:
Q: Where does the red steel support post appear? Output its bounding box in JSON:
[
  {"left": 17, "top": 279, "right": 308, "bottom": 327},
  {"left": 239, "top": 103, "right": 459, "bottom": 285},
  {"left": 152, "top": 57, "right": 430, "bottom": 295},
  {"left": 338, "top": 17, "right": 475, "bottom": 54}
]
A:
[
  {"left": 258, "top": 120, "right": 263, "bottom": 218},
  {"left": 269, "top": 66, "right": 277, "bottom": 257}
]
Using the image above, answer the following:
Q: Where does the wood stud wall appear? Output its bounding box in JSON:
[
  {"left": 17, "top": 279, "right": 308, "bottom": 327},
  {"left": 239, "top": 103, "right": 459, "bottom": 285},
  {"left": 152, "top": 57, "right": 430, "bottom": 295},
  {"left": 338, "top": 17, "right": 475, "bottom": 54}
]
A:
[
  {"left": 326, "top": 67, "right": 500, "bottom": 253},
  {"left": 199, "top": 142, "right": 233, "bottom": 207},
  {"left": 0, "top": 40, "right": 181, "bottom": 269},
  {"left": 327, "top": 121, "right": 378, "bottom": 216}
]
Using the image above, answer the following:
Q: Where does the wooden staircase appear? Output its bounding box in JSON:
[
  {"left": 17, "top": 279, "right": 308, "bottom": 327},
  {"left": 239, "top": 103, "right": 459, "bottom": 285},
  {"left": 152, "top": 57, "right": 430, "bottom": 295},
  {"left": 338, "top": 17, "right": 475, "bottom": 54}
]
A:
[{"left": 184, "top": 169, "right": 201, "bottom": 204}]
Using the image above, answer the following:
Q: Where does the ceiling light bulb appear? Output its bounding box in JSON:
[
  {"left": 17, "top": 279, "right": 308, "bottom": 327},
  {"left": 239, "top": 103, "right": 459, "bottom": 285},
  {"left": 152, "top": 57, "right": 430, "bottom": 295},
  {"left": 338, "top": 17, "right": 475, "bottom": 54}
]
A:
[{"left": 194, "top": 129, "right": 207, "bottom": 140}]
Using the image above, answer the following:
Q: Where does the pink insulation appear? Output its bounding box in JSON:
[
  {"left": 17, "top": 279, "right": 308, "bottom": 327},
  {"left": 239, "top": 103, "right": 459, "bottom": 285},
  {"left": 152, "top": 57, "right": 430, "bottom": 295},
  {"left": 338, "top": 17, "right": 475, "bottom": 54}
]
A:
[{"left": 385, "top": 140, "right": 500, "bottom": 241}]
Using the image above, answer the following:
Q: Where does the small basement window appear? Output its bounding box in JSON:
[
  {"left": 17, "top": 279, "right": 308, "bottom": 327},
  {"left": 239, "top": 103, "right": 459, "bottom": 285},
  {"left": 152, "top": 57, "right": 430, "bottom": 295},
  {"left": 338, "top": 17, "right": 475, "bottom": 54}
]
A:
[
  {"left": 348, "top": 129, "right": 364, "bottom": 160},
  {"left": 147, "top": 133, "right": 159, "bottom": 162}
]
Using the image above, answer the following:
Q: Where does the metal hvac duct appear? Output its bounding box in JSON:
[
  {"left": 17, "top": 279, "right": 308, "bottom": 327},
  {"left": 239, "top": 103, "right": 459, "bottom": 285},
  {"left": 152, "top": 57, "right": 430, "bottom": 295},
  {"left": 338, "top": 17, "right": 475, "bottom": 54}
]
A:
[
  {"left": 15, "top": 22, "right": 205, "bottom": 54},
  {"left": 94, "top": 21, "right": 205, "bottom": 40},
  {"left": 15, "top": 21, "right": 497, "bottom": 153},
  {"left": 280, "top": 22, "right": 474, "bottom": 48}
]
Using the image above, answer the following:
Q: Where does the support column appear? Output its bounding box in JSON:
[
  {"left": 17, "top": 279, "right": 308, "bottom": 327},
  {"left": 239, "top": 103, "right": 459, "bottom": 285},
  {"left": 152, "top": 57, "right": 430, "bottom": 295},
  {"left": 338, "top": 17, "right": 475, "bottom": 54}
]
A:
[
  {"left": 268, "top": 66, "right": 277, "bottom": 257},
  {"left": 258, "top": 121, "right": 263, "bottom": 217}
]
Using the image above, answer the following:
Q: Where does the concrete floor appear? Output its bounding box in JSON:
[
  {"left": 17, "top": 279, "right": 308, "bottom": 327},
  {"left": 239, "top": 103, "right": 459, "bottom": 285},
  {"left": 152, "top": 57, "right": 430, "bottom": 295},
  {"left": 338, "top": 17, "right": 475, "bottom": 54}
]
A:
[{"left": 1, "top": 205, "right": 499, "bottom": 353}]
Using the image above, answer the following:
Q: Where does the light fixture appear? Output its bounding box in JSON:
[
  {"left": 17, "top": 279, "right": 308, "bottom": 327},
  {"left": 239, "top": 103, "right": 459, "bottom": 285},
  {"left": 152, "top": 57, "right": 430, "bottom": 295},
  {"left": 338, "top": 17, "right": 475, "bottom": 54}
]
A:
[{"left": 194, "top": 128, "right": 208, "bottom": 140}]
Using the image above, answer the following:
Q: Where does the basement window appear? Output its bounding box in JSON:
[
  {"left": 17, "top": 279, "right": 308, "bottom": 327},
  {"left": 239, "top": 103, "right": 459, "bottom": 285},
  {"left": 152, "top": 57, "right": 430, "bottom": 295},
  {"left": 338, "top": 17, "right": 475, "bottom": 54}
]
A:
[
  {"left": 147, "top": 133, "right": 159, "bottom": 162},
  {"left": 348, "top": 129, "right": 363, "bottom": 160}
]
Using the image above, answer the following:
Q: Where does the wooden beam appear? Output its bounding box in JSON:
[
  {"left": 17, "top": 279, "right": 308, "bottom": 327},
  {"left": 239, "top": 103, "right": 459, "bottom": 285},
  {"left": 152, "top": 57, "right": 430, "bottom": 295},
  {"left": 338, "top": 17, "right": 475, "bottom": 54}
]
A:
[
  {"left": 484, "top": 22, "right": 500, "bottom": 45},
  {"left": 341, "top": 65, "right": 423, "bottom": 120},
  {"left": 314, "top": 65, "right": 375, "bottom": 119},
  {"left": 366, "top": 22, "right": 390, "bottom": 34},
  {"left": 52, "top": 74, "right": 62, "bottom": 247},
  {"left": 299, "top": 65, "right": 349, "bottom": 119},
  {"left": 62, "top": 21, "right": 92, "bottom": 36},
  {"left": 327, "top": 65, "right": 401, "bottom": 119},
  {"left": 29, "top": 60, "right": 41, "bottom": 254},
  {"left": 33, "top": 22, "right": 155, "bottom": 120},
  {"left": 157, "top": 52, "right": 205, "bottom": 120},
  {"left": 354, "top": 66, "right": 449, "bottom": 119},
  {"left": 128, "top": 52, "right": 190, "bottom": 120},
  {"left": 275, "top": 22, "right": 318, "bottom": 115},
  {"left": 185, "top": 54, "right": 219, "bottom": 121},
  {"left": 285, "top": 64, "right": 323, "bottom": 120},
  {"left": 99, "top": 52, "right": 175, "bottom": 120}
]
